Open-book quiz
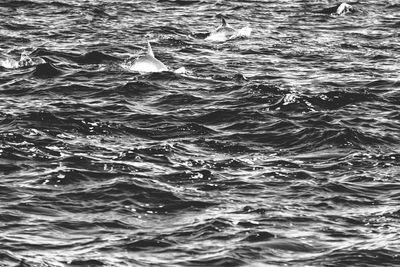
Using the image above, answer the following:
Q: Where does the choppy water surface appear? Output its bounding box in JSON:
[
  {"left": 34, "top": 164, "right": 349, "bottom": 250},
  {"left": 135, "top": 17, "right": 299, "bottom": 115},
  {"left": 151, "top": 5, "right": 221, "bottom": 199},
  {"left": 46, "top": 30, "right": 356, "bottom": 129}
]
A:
[{"left": 1, "top": 0, "right": 400, "bottom": 266}]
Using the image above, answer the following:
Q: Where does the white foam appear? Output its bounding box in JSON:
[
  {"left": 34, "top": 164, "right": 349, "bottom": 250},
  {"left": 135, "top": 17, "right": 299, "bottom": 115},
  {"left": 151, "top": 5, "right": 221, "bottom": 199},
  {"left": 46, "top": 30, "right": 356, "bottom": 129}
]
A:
[
  {"left": 229, "top": 26, "right": 253, "bottom": 40},
  {"left": 0, "top": 51, "right": 45, "bottom": 69},
  {"left": 0, "top": 58, "right": 20, "bottom": 69},
  {"left": 174, "top": 66, "right": 187, "bottom": 74},
  {"left": 206, "top": 26, "right": 253, "bottom": 42}
]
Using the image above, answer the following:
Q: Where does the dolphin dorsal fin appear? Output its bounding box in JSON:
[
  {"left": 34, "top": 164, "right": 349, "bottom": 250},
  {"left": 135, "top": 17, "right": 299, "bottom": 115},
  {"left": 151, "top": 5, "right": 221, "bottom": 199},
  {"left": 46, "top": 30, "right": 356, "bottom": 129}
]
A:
[
  {"left": 221, "top": 17, "right": 227, "bottom": 27},
  {"left": 147, "top": 42, "right": 154, "bottom": 57},
  {"left": 337, "top": 2, "right": 355, "bottom": 14},
  {"left": 336, "top": 3, "right": 346, "bottom": 14}
]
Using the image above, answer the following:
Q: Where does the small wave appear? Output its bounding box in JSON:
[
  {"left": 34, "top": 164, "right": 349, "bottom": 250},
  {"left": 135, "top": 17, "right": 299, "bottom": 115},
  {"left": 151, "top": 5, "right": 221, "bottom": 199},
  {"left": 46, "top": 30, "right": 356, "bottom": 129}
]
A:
[
  {"left": 185, "top": 255, "right": 246, "bottom": 266},
  {"left": 0, "top": 251, "right": 23, "bottom": 266},
  {"left": 20, "top": 111, "right": 125, "bottom": 136},
  {"left": 32, "top": 62, "right": 63, "bottom": 78},
  {"left": 158, "top": 0, "right": 200, "bottom": 6},
  {"left": 0, "top": 163, "right": 22, "bottom": 174},
  {"left": 193, "top": 109, "right": 242, "bottom": 124},
  {"left": 366, "top": 79, "right": 398, "bottom": 89},
  {"left": 269, "top": 90, "right": 378, "bottom": 112},
  {"left": 0, "top": 35, "right": 31, "bottom": 46},
  {"left": 58, "top": 179, "right": 216, "bottom": 213},
  {"left": 144, "top": 123, "right": 216, "bottom": 140},
  {"left": 37, "top": 169, "right": 120, "bottom": 186},
  {"left": 155, "top": 93, "right": 205, "bottom": 106},
  {"left": 158, "top": 170, "right": 213, "bottom": 185},
  {"left": 117, "top": 145, "right": 175, "bottom": 165},
  {"left": 29, "top": 48, "right": 120, "bottom": 65},
  {"left": 0, "top": 0, "right": 71, "bottom": 8},
  {"left": 125, "top": 237, "right": 176, "bottom": 251},
  {"left": 197, "top": 139, "right": 252, "bottom": 154},
  {"left": 317, "top": 249, "right": 400, "bottom": 266},
  {"left": 310, "top": 91, "right": 378, "bottom": 110},
  {"left": 67, "top": 259, "right": 105, "bottom": 267},
  {"left": 2, "top": 21, "right": 37, "bottom": 31},
  {"left": 74, "top": 51, "right": 121, "bottom": 64},
  {"left": 114, "top": 81, "right": 164, "bottom": 96},
  {"left": 172, "top": 217, "right": 233, "bottom": 239},
  {"left": 242, "top": 231, "right": 275, "bottom": 242}
]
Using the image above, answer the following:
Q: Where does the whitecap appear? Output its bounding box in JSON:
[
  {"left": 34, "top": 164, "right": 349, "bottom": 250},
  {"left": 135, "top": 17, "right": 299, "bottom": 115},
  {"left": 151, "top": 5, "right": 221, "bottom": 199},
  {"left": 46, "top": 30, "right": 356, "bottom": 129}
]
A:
[{"left": 0, "top": 51, "right": 45, "bottom": 69}]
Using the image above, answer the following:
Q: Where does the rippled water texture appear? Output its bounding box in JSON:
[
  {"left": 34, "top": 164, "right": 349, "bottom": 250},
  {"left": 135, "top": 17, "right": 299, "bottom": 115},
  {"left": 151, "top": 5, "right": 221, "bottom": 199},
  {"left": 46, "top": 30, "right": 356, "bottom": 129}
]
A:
[{"left": 1, "top": 0, "right": 400, "bottom": 266}]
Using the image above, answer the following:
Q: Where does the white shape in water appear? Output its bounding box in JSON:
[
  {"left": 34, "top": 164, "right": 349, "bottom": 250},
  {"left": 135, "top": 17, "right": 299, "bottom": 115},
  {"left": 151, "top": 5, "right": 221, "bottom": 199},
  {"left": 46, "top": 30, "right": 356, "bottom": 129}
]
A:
[
  {"left": 0, "top": 51, "right": 45, "bottom": 69},
  {"left": 205, "top": 17, "right": 252, "bottom": 43},
  {"left": 336, "top": 3, "right": 355, "bottom": 15},
  {"left": 128, "top": 42, "right": 169, "bottom": 73},
  {"left": 173, "top": 66, "right": 187, "bottom": 74},
  {"left": 0, "top": 57, "right": 19, "bottom": 69}
]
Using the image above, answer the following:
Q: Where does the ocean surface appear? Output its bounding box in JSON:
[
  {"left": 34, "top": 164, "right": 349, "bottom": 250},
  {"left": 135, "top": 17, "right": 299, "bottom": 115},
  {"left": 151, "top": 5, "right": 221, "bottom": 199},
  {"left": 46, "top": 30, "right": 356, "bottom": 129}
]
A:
[{"left": 0, "top": 0, "right": 400, "bottom": 266}]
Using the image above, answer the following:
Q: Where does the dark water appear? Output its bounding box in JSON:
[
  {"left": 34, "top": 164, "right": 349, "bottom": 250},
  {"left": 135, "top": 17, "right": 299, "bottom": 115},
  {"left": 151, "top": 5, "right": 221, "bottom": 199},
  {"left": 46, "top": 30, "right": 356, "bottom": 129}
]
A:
[{"left": 1, "top": 0, "right": 400, "bottom": 266}]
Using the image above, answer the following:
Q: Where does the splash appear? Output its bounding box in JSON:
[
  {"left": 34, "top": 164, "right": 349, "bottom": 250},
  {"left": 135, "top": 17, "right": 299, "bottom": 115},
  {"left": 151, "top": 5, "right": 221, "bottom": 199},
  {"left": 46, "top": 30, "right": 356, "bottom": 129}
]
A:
[
  {"left": 0, "top": 51, "right": 45, "bottom": 69},
  {"left": 230, "top": 26, "right": 252, "bottom": 40},
  {"left": 206, "top": 26, "right": 252, "bottom": 42}
]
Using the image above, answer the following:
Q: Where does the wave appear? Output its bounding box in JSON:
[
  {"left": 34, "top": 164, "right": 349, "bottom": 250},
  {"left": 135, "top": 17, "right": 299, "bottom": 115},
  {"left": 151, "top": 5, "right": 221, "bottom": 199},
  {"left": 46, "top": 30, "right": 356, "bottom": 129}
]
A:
[
  {"left": 269, "top": 90, "right": 379, "bottom": 111},
  {"left": 58, "top": 179, "right": 217, "bottom": 213},
  {"left": 31, "top": 48, "right": 121, "bottom": 64},
  {"left": 0, "top": 0, "right": 73, "bottom": 8},
  {"left": 312, "top": 249, "right": 400, "bottom": 266},
  {"left": 32, "top": 62, "right": 62, "bottom": 78}
]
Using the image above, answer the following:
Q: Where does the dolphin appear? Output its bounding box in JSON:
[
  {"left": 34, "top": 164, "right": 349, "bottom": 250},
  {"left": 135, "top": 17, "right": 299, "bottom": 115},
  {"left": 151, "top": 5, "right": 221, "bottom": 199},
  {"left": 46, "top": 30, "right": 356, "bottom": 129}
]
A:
[
  {"left": 320, "top": 2, "right": 356, "bottom": 16},
  {"left": 205, "top": 16, "right": 251, "bottom": 42},
  {"left": 208, "top": 17, "right": 235, "bottom": 38},
  {"left": 336, "top": 2, "right": 355, "bottom": 15},
  {"left": 129, "top": 42, "right": 168, "bottom": 73}
]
